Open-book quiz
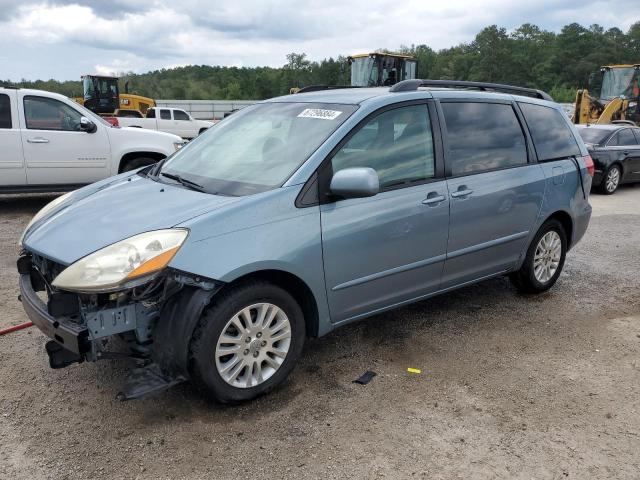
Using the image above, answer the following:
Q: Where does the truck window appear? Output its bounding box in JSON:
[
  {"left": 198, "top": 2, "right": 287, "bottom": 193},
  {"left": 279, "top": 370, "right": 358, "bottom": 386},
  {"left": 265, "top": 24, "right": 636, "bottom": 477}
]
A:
[
  {"left": 441, "top": 102, "right": 527, "bottom": 175},
  {"left": 0, "top": 94, "right": 11, "bottom": 128},
  {"left": 174, "top": 110, "right": 190, "bottom": 121},
  {"left": 518, "top": 102, "right": 581, "bottom": 161},
  {"left": 160, "top": 109, "right": 171, "bottom": 120},
  {"left": 146, "top": 108, "right": 156, "bottom": 119},
  {"left": 24, "top": 96, "right": 83, "bottom": 131}
]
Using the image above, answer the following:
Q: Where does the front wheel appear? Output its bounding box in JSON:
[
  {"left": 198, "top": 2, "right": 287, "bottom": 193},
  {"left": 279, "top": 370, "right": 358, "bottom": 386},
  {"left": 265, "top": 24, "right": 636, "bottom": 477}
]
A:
[
  {"left": 509, "top": 219, "right": 567, "bottom": 294},
  {"left": 189, "top": 281, "right": 305, "bottom": 403}
]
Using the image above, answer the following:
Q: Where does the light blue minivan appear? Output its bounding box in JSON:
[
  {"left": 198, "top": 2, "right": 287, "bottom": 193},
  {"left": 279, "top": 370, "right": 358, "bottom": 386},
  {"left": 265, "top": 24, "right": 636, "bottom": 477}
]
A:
[{"left": 18, "top": 80, "right": 593, "bottom": 402}]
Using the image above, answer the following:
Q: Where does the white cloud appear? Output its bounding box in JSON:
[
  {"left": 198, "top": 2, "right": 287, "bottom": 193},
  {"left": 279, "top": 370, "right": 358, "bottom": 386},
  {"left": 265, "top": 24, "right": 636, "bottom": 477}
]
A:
[{"left": 1, "top": 0, "right": 638, "bottom": 80}]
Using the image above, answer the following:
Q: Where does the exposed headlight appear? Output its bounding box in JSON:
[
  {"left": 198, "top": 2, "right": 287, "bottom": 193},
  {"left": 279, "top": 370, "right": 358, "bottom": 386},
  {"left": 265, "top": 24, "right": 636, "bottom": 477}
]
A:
[
  {"left": 52, "top": 229, "right": 189, "bottom": 293},
  {"left": 174, "top": 141, "right": 185, "bottom": 151},
  {"left": 20, "top": 192, "right": 72, "bottom": 246}
]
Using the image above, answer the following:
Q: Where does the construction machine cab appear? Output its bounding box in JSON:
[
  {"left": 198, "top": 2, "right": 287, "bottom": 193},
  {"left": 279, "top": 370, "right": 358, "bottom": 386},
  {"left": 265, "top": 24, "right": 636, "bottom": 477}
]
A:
[
  {"left": 82, "top": 75, "right": 119, "bottom": 115},
  {"left": 347, "top": 53, "right": 418, "bottom": 87},
  {"left": 574, "top": 65, "right": 640, "bottom": 126},
  {"left": 597, "top": 65, "right": 640, "bottom": 101}
]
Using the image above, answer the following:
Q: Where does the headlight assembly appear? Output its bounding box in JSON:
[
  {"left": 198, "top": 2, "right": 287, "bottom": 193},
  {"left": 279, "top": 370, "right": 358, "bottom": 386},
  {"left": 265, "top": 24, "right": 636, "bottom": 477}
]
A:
[
  {"left": 20, "top": 192, "right": 72, "bottom": 246},
  {"left": 52, "top": 229, "right": 189, "bottom": 293}
]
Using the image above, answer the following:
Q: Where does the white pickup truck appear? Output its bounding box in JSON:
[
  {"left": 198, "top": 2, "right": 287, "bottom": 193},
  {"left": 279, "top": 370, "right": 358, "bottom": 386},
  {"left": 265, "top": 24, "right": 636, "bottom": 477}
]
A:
[
  {"left": 0, "top": 87, "right": 183, "bottom": 193},
  {"left": 116, "top": 107, "right": 215, "bottom": 139}
]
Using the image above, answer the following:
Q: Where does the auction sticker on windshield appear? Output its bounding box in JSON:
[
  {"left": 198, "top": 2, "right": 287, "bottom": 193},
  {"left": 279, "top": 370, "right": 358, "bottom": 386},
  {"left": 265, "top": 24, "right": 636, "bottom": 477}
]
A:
[{"left": 297, "top": 108, "right": 343, "bottom": 120}]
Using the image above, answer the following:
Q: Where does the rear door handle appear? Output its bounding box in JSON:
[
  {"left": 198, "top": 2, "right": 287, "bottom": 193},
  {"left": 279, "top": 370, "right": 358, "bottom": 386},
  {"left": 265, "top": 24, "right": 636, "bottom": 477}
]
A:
[
  {"left": 422, "top": 194, "right": 446, "bottom": 206},
  {"left": 450, "top": 188, "right": 473, "bottom": 198},
  {"left": 27, "top": 137, "right": 49, "bottom": 144}
]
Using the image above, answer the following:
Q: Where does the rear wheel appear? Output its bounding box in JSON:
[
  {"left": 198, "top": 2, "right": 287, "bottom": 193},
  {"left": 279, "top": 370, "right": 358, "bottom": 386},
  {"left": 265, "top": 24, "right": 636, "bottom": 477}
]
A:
[
  {"left": 121, "top": 156, "right": 158, "bottom": 172},
  {"left": 599, "top": 164, "right": 621, "bottom": 195},
  {"left": 509, "top": 219, "right": 567, "bottom": 294},
  {"left": 189, "top": 281, "right": 305, "bottom": 403}
]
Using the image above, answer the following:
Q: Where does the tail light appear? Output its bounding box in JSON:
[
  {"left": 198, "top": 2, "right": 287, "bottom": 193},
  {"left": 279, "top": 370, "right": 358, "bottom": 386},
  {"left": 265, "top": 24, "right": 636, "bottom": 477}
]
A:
[
  {"left": 105, "top": 117, "right": 119, "bottom": 127},
  {"left": 583, "top": 155, "right": 595, "bottom": 177}
]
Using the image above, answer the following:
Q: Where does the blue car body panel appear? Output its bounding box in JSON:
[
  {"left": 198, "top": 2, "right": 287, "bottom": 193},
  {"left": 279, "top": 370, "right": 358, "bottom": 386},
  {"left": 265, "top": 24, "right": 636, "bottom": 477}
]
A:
[{"left": 21, "top": 86, "right": 592, "bottom": 340}]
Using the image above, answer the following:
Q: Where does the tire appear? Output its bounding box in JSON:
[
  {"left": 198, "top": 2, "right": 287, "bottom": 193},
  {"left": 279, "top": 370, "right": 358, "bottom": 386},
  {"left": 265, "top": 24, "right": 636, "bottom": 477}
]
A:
[
  {"left": 189, "top": 281, "right": 305, "bottom": 403},
  {"left": 121, "top": 156, "right": 158, "bottom": 172},
  {"left": 598, "top": 164, "right": 621, "bottom": 195},
  {"left": 509, "top": 219, "right": 567, "bottom": 294}
]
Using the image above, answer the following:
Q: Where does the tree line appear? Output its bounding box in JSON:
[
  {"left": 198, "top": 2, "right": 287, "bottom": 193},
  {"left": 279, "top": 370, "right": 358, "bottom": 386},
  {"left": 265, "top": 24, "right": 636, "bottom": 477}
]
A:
[{"left": 4, "top": 22, "right": 640, "bottom": 103}]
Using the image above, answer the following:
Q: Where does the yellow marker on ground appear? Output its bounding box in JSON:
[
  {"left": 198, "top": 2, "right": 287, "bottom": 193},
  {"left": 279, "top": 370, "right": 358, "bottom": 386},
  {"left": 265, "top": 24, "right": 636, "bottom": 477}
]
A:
[{"left": 407, "top": 368, "right": 421, "bottom": 374}]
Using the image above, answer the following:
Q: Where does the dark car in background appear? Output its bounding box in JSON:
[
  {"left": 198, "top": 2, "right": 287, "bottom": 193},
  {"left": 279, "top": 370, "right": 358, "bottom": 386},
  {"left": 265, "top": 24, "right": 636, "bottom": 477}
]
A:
[{"left": 576, "top": 124, "right": 640, "bottom": 194}]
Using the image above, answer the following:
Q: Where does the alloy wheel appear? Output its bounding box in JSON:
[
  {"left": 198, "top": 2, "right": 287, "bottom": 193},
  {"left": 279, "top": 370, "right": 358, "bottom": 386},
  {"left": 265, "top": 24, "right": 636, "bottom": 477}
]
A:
[
  {"left": 533, "top": 231, "right": 562, "bottom": 284},
  {"left": 215, "top": 303, "right": 292, "bottom": 388},
  {"left": 605, "top": 166, "right": 620, "bottom": 193}
]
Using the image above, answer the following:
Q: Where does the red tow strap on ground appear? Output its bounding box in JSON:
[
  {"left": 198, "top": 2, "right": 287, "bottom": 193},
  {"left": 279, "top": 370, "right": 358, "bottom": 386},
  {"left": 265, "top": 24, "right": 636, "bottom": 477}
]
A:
[{"left": 0, "top": 321, "right": 34, "bottom": 336}]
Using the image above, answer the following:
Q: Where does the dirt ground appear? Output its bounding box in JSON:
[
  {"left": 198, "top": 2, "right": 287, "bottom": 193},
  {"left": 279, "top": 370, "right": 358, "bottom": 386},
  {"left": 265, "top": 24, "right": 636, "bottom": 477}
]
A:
[{"left": 1, "top": 185, "right": 639, "bottom": 480}]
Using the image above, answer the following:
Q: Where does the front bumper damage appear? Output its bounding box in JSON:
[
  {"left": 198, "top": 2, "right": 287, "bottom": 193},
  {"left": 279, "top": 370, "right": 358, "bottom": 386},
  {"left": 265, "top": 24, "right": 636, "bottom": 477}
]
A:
[{"left": 17, "top": 253, "right": 221, "bottom": 399}]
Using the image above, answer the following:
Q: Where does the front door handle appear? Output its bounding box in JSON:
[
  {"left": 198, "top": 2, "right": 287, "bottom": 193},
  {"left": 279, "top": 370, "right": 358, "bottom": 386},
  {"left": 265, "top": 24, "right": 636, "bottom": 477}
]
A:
[
  {"left": 27, "top": 137, "right": 49, "bottom": 144},
  {"left": 422, "top": 193, "right": 446, "bottom": 206},
  {"left": 451, "top": 188, "right": 474, "bottom": 198}
]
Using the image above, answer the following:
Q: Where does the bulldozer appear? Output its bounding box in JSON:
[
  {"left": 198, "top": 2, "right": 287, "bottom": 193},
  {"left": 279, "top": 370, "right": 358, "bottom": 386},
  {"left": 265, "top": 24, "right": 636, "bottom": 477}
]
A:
[
  {"left": 573, "top": 64, "right": 640, "bottom": 126},
  {"left": 291, "top": 52, "right": 417, "bottom": 93},
  {"left": 74, "top": 75, "right": 155, "bottom": 116}
]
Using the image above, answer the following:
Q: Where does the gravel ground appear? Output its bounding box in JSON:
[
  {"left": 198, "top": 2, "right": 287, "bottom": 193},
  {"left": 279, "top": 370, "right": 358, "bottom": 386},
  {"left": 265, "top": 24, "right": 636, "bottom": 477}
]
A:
[{"left": 1, "top": 185, "right": 639, "bottom": 480}]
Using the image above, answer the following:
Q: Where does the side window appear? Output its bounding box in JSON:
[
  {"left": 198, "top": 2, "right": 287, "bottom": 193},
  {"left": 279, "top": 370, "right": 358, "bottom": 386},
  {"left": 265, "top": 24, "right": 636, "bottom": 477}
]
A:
[
  {"left": 607, "top": 132, "right": 620, "bottom": 146},
  {"left": 160, "top": 109, "right": 171, "bottom": 120},
  {"left": 519, "top": 102, "right": 581, "bottom": 161},
  {"left": 331, "top": 104, "right": 435, "bottom": 189},
  {"left": 616, "top": 129, "right": 638, "bottom": 146},
  {"left": 173, "top": 110, "right": 190, "bottom": 121},
  {"left": 24, "top": 96, "right": 82, "bottom": 131},
  {"left": 0, "top": 94, "right": 11, "bottom": 129},
  {"left": 441, "top": 102, "right": 527, "bottom": 175},
  {"left": 634, "top": 129, "right": 640, "bottom": 144},
  {"left": 146, "top": 108, "right": 156, "bottom": 118}
]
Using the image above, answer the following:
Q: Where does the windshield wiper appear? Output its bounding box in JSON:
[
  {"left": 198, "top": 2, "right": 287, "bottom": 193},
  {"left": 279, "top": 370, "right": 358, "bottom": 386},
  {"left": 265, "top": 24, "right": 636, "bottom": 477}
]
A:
[{"left": 160, "top": 172, "right": 206, "bottom": 192}]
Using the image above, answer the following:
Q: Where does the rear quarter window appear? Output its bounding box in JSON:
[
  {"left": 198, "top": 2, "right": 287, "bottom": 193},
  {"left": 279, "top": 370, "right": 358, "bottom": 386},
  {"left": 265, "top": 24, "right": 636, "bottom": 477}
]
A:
[
  {"left": 519, "top": 102, "right": 581, "bottom": 161},
  {"left": 0, "top": 94, "right": 11, "bottom": 128}
]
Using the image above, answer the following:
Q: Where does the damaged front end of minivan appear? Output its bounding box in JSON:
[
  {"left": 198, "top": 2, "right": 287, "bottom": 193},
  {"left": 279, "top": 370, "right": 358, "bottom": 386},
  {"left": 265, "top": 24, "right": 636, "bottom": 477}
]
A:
[{"left": 17, "top": 229, "right": 223, "bottom": 400}]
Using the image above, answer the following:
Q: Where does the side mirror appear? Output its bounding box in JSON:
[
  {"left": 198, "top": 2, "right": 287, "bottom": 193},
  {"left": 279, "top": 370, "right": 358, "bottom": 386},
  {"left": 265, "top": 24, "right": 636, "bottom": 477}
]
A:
[
  {"left": 329, "top": 167, "right": 379, "bottom": 199},
  {"left": 79, "top": 116, "right": 96, "bottom": 133}
]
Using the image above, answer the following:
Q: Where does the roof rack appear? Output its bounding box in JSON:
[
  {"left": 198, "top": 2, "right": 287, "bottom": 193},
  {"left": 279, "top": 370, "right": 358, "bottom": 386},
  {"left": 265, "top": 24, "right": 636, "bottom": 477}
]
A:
[
  {"left": 296, "top": 85, "right": 361, "bottom": 94},
  {"left": 389, "top": 79, "right": 553, "bottom": 101}
]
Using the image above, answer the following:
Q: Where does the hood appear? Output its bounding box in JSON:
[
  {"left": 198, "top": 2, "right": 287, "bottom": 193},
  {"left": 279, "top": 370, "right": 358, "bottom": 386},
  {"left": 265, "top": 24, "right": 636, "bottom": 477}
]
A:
[{"left": 23, "top": 174, "right": 240, "bottom": 265}]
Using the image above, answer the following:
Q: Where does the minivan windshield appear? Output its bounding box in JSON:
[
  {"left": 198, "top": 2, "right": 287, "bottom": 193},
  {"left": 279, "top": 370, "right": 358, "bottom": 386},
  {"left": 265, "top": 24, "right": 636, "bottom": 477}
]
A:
[{"left": 157, "top": 102, "right": 358, "bottom": 196}]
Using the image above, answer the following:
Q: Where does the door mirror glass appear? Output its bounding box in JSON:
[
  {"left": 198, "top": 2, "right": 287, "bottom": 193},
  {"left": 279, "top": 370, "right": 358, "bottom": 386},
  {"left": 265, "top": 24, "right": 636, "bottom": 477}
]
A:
[
  {"left": 79, "top": 116, "right": 96, "bottom": 133},
  {"left": 330, "top": 167, "right": 379, "bottom": 199}
]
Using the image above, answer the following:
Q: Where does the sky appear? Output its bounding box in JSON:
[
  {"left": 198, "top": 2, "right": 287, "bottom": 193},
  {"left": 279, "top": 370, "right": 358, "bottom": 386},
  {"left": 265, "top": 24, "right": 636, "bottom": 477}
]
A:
[{"left": 0, "top": 0, "right": 638, "bottom": 81}]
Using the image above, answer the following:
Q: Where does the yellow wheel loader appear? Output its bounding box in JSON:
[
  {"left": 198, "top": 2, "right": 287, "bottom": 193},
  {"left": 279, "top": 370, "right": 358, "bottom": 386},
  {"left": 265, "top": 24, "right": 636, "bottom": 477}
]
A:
[
  {"left": 573, "top": 64, "right": 640, "bottom": 126},
  {"left": 291, "top": 52, "right": 417, "bottom": 94},
  {"left": 74, "top": 75, "right": 155, "bottom": 116}
]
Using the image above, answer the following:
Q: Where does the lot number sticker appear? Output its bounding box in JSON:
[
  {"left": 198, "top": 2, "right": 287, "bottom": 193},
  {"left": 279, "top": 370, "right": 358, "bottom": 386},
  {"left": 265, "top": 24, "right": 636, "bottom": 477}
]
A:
[{"left": 297, "top": 108, "right": 342, "bottom": 120}]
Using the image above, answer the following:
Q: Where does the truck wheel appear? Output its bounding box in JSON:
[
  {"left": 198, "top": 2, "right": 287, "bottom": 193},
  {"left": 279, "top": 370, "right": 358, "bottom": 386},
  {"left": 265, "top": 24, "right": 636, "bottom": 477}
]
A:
[
  {"left": 509, "top": 219, "right": 567, "bottom": 294},
  {"left": 121, "top": 157, "right": 158, "bottom": 172},
  {"left": 189, "top": 281, "right": 305, "bottom": 403}
]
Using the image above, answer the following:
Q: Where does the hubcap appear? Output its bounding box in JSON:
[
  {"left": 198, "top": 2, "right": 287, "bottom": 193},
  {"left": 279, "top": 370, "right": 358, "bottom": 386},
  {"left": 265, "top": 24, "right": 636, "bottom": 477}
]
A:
[
  {"left": 533, "top": 231, "right": 562, "bottom": 284},
  {"left": 606, "top": 167, "right": 620, "bottom": 193},
  {"left": 215, "top": 303, "right": 292, "bottom": 389}
]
